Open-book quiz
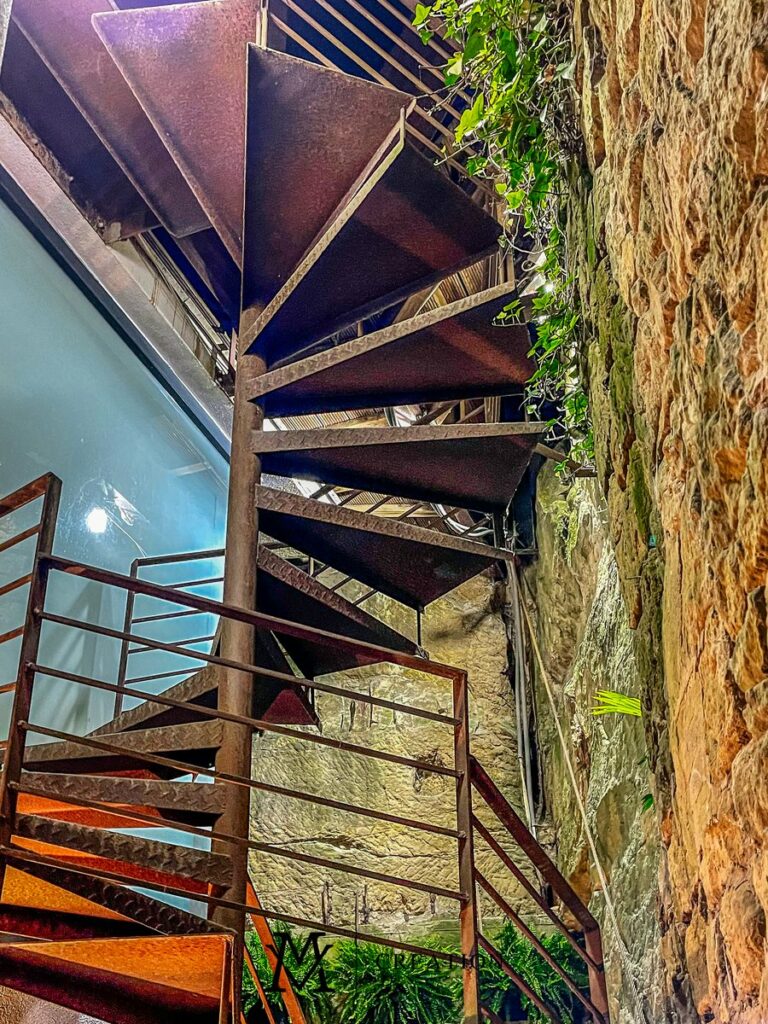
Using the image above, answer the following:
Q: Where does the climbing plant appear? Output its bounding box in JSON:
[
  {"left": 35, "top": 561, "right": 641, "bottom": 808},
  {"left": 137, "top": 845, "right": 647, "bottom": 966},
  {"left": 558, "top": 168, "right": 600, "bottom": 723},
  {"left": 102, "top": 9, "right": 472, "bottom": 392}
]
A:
[{"left": 414, "top": 0, "right": 593, "bottom": 466}]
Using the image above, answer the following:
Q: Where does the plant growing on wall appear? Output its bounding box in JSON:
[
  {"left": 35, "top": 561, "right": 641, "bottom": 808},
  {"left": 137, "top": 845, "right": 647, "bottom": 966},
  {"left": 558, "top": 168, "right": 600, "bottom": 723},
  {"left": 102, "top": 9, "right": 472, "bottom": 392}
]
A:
[{"left": 414, "top": 0, "right": 593, "bottom": 467}]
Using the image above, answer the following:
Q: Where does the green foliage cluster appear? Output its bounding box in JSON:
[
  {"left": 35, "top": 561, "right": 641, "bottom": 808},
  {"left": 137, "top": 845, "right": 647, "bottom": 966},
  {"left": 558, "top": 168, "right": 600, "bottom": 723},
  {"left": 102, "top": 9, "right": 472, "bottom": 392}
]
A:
[
  {"left": 243, "top": 923, "right": 587, "bottom": 1024},
  {"left": 590, "top": 689, "right": 642, "bottom": 718},
  {"left": 414, "top": 0, "right": 593, "bottom": 466}
]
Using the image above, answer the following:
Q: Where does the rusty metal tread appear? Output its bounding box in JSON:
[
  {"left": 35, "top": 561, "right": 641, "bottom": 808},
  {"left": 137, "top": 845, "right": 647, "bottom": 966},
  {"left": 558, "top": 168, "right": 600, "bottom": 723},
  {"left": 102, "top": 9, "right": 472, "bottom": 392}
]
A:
[
  {"left": 19, "top": 773, "right": 227, "bottom": 823},
  {"left": 248, "top": 283, "right": 533, "bottom": 416},
  {"left": 23, "top": 719, "right": 224, "bottom": 774},
  {"left": 243, "top": 100, "right": 502, "bottom": 365},
  {"left": 0, "top": 934, "right": 228, "bottom": 1024},
  {"left": 90, "top": 665, "right": 220, "bottom": 738},
  {"left": 252, "top": 422, "right": 546, "bottom": 512},
  {"left": 12, "top": 0, "right": 207, "bottom": 237},
  {"left": 15, "top": 815, "right": 233, "bottom": 888},
  {"left": 256, "top": 485, "right": 513, "bottom": 607},
  {"left": 93, "top": 0, "right": 262, "bottom": 260},
  {"left": 258, "top": 548, "right": 418, "bottom": 675},
  {"left": 5, "top": 854, "right": 223, "bottom": 935},
  {"left": 0, "top": 903, "right": 152, "bottom": 942}
]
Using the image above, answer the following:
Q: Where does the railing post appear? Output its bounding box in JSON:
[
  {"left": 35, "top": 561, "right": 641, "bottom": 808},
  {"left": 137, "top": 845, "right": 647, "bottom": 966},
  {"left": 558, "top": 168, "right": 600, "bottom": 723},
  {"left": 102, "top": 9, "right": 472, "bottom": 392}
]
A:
[
  {"left": 0, "top": 474, "right": 61, "bottom": 893},
  {"left": 453, "top": 669, "right": 480, "bottom": 1024},
  {"left": 584, "top": 925, "right": 610, "bottom": 1022},
  {"left": 114, "top": 557, "right": 139, "bottom": 718}
]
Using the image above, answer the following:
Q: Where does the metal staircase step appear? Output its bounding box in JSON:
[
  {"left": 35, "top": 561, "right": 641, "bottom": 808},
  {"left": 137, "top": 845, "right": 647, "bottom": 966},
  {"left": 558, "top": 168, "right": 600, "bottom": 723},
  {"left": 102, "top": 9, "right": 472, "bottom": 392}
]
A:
[
  {"left": 93, "top": 0, "right": 261, "bottom": 260},
  {"left": 249, "top": 284, "right": 533, "bottom": 416},
  {"left": 242, "top": 112, "right": 502, "bottom": 365},
  {"left": 23, "top": 719, "right": 224, "bottom": 775},
  {"left": 258, "top": 548, "right": 419, "bottom": 675},
  {"left": 19, "top": 773, "right": 228, "bottom": 827},
  {"left": 94, "top": 7, "right": 410, "bottom": 280},
  {"left": 0, "top": 903, "right": 151, "bottom": 942},
  {"left": 254, "top": 422, "right": 546, "bottom": 513},
  {"left": 12, "top": 0, "right": 207, "bottom": 237},
  {"left": 4, "top": 856, "right": 223, "bottom": 936},
  {"left": 256, "top": 486, "right": 513, "bottom": 608},
  {"left": 15, "top": 814, "right": 233, "bottom": 890},
  {"left": 0, "top": 933, "right": 230, "bottom": 1024}
]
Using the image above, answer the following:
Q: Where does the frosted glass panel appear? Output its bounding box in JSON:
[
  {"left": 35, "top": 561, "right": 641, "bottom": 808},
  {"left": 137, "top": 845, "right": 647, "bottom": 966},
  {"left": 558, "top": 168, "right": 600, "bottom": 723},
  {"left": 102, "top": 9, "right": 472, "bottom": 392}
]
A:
[{"left": 0, "top": 198, "right": 228, "bottom": 735}]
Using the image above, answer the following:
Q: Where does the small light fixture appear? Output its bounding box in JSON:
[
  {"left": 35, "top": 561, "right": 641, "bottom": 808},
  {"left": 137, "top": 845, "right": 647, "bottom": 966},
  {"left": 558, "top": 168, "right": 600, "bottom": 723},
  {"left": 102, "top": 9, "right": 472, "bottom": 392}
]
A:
[{"left": 85, "top": 506, "right": 109, "bottom": 535}]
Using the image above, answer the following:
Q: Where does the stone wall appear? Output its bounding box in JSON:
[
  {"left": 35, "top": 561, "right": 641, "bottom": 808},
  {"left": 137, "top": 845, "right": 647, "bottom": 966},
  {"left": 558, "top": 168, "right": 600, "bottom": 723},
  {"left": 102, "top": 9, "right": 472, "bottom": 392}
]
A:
[
  {"left": 571, "top": 1, "right": 768, "bottom": 1019},
  {"left": 249, "top": 573, "right": 524, "bottom": 939},
  {"left": 526, "top": 464, "right": 665, "bottom": 1024}
]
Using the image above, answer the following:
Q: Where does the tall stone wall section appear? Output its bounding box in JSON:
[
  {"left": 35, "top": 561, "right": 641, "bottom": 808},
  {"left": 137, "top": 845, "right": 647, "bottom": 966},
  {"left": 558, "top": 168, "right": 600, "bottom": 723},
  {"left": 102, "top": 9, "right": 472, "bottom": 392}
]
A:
[{"left": 572, "top": 1, "right": 768, "bottom": 1019}]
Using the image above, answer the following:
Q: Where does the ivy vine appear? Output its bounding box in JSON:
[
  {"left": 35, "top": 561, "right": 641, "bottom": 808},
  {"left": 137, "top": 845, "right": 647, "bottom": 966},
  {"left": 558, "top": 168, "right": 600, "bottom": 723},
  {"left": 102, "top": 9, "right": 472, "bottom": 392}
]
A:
[{"left": 415, "top": 0, "right": 593, "bottom": 466}]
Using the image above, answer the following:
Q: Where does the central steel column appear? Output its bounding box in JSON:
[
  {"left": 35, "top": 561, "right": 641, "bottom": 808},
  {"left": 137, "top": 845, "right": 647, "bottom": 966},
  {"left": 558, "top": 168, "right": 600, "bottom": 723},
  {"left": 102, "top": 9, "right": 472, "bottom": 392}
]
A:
[{"left": 212, "top": 332, "right": 265, "bottom": 949}]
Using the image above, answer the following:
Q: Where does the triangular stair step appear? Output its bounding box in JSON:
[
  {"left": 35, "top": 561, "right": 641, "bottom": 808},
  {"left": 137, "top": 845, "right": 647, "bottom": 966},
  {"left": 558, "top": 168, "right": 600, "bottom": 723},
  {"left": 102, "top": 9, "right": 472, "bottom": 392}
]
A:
[
  {"left": 0, "top": 903, "right": 152, "bottom": 942},
  {"left": 12, "top": 0, "right": 207, "bottom": 237},
  {"left": 257, "top": 548, "right": 419, "bottom": 675},
  {"left": 256, "top": 486, "right": 513, "bottom": 608},
  {"left": 15, "top": 814, "right": 233, "bottom": 891},
  {"left": 94, "top": 6, "right": 411, "bottom": 280},
  {"left": 254, "top": 422, "right": 545, "bottom": 513},
  {"left": 0, "top": 933, "right": 231, "bottom": 1024},
  {"left": 3, "top": 855, "right": 222, "bottom": 936},
  {"left": 19, "top": 773, "right": 227, "bottom": 827},
  {"left": 250, "top": 284, "right": 533, "bottom": 416},
  {"left": 23, "top": 719, "right": 224, "bottom": 776},
  {"left": 242, "top": 94, "right": 502, "bottom": 365},
  {"left": 93, "top": 0, "right": 262, "bottom": 260}
]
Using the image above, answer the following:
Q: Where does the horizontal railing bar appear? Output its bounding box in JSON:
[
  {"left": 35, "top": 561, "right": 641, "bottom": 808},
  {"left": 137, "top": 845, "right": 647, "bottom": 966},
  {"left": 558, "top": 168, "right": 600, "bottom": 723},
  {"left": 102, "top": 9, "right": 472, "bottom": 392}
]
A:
[
  {"left": 124, "top": 668, "right": 202, "bottom": 686},
  {"left": 41, "top": 554, "right": 460, "bottom": 678},
  {"left": 1, "top": 844, "right": 466, "bottom": 964},
  {"left": 470, "top": 757, "right": 600, "bottom": 932},
  {"left": 0, "top": 626, "right": 23, "bottom": 645},
  {"left": 480, "top": 1004, "right": 505, "bottom": 1024},
  {"left": 475, "top": 870, "right": 601, "bottom": 1020},
  {"left": 0, "top": 474, "right": 51, "bottom": 516},
  {"left": 0, "top": 574, "right": 32, "bottom": 599},
  {"left": 477, "top": 933, "right": 560, "bottom": 1024},
  {"left": 11, "top": 779, "right": 460, "bottom": 900},
  {"left": 133, "top": 607, "right": 209, "bottom": 625},
  {"left": 0, "top": 682, "right": 17, "bottom": 696},
  {"left": 0, "top": 525, "right": 40, "bottom": 556},
  {"left": 165, "top": 575, "right": 224, "bottom": 591},
  {"left": 38, "top": 614, "right": 458, "bottom": 726},
  {"left": 128, "top": 633, "right": 216, "bottom": 655},
  {"left": 135, "top": 548, "right": 225, "bottom": 568},
  {"left": 471, "top": 815, "right": 597, "bottom": 971},
  {"left": 21, "top": 721, "right": 459, "bottom": 835},
  {"left": 26, "top": 666, "right": 460, "bottom": 776}
]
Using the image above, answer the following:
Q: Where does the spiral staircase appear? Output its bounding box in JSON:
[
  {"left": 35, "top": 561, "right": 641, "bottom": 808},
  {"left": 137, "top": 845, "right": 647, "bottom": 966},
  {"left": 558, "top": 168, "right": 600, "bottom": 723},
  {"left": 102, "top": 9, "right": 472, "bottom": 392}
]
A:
[{"left": 0, "top": 2, "right": 610, "bottom": 1022}]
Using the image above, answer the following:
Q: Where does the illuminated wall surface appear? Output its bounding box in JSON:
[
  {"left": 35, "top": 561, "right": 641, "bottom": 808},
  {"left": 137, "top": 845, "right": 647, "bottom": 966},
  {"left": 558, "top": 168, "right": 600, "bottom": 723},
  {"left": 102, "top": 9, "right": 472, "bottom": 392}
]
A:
[{"left": 0, "top": 199, "right": 228, "bottom": 904}]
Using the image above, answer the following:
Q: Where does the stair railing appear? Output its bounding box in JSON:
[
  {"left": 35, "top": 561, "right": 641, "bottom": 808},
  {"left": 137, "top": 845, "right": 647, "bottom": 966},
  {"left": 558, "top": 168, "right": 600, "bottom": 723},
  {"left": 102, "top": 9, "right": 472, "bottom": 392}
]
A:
[{"left": 470, "top": 755, "right": 610, "bottom": 1024}]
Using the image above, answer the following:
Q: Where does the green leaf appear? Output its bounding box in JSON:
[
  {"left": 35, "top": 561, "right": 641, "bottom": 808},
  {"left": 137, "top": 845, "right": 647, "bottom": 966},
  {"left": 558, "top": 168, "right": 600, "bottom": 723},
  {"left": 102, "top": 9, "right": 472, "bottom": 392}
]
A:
[
  {"left": 463, "top": 31, "right": 484, "bottom": 62},
  {"left": 413, "top": 2, "right": 432, "bottom": 25},
  {"left": 455, "top": 92, "right": 484, "bottom": 142}
]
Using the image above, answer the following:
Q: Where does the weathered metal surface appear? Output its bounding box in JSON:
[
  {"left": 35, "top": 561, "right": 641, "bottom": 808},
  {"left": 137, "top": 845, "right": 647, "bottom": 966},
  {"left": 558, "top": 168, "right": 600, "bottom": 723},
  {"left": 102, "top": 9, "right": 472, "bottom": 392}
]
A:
[
  {"left": 15, "top": 814, "right": 233, "bottom": 887},
  {"left": 242, "top": 44, "right": 411, "bottom": 306},
  {"left": 0, "top": 904, "right": 149, "bottom": 941},
  {"left": 19, "top": 773, "right": 227, "bottom": 826},
  {"left": 250, "top": 284, "right": 533, "bottom": 415},
  {"left": 244, "top": 130, "right": 502, "bottom": 365},
  {"left": 94, "top": 0, "right": 261, "bottom": 260},
  {"left": 256, "top": 486, "right": 513, "bottom": 608},
  {"left": 0, "top": 22, "right": 156, "bottom": 238},
  {"left": 258, "top": 548, "right": 418, "bottom": 675},
  {"left": 92, "top": 665, "right": 219, "bottom": 738},
  {"left": 12, "top": 0, "right": 207, "bottom": 237},
  {"left": 5, "top": 855, "right": 222, "bottom": 935},
  {"left": 253, "top": 422, "right": 546, "bottom": 512},
  {"left": 24, "top": 719, "right": 224, "bottom": 775},
  {"left": 0, "top": 934, "right": 228, "bottom": 1024}
]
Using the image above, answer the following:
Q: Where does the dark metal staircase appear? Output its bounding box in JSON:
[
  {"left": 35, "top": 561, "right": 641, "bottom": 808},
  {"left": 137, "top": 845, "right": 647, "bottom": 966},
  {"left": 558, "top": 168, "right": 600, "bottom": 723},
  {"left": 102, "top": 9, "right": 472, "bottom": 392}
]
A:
[{"left": 0, "top": 2, "right": 611, "bottom": 1022}]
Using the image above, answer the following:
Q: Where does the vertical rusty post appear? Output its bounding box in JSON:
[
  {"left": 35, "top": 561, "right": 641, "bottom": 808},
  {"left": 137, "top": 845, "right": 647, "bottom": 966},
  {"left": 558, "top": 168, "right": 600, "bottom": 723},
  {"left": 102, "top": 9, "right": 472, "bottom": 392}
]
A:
[
  {"left": 0, "top": 474, "right": 61, "bottom": 896},
  {"left": 114, "top": 557, "right": 139, "bottom": 718},
  {"left": 584, "top": 925, "right": 610, "bottom": 1022},
  {"left": 212, "top": 318, "right": 265, "bottom": 994},
  {"left": 453, "top": 669, "right": 480, "bottom": 1024}
]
